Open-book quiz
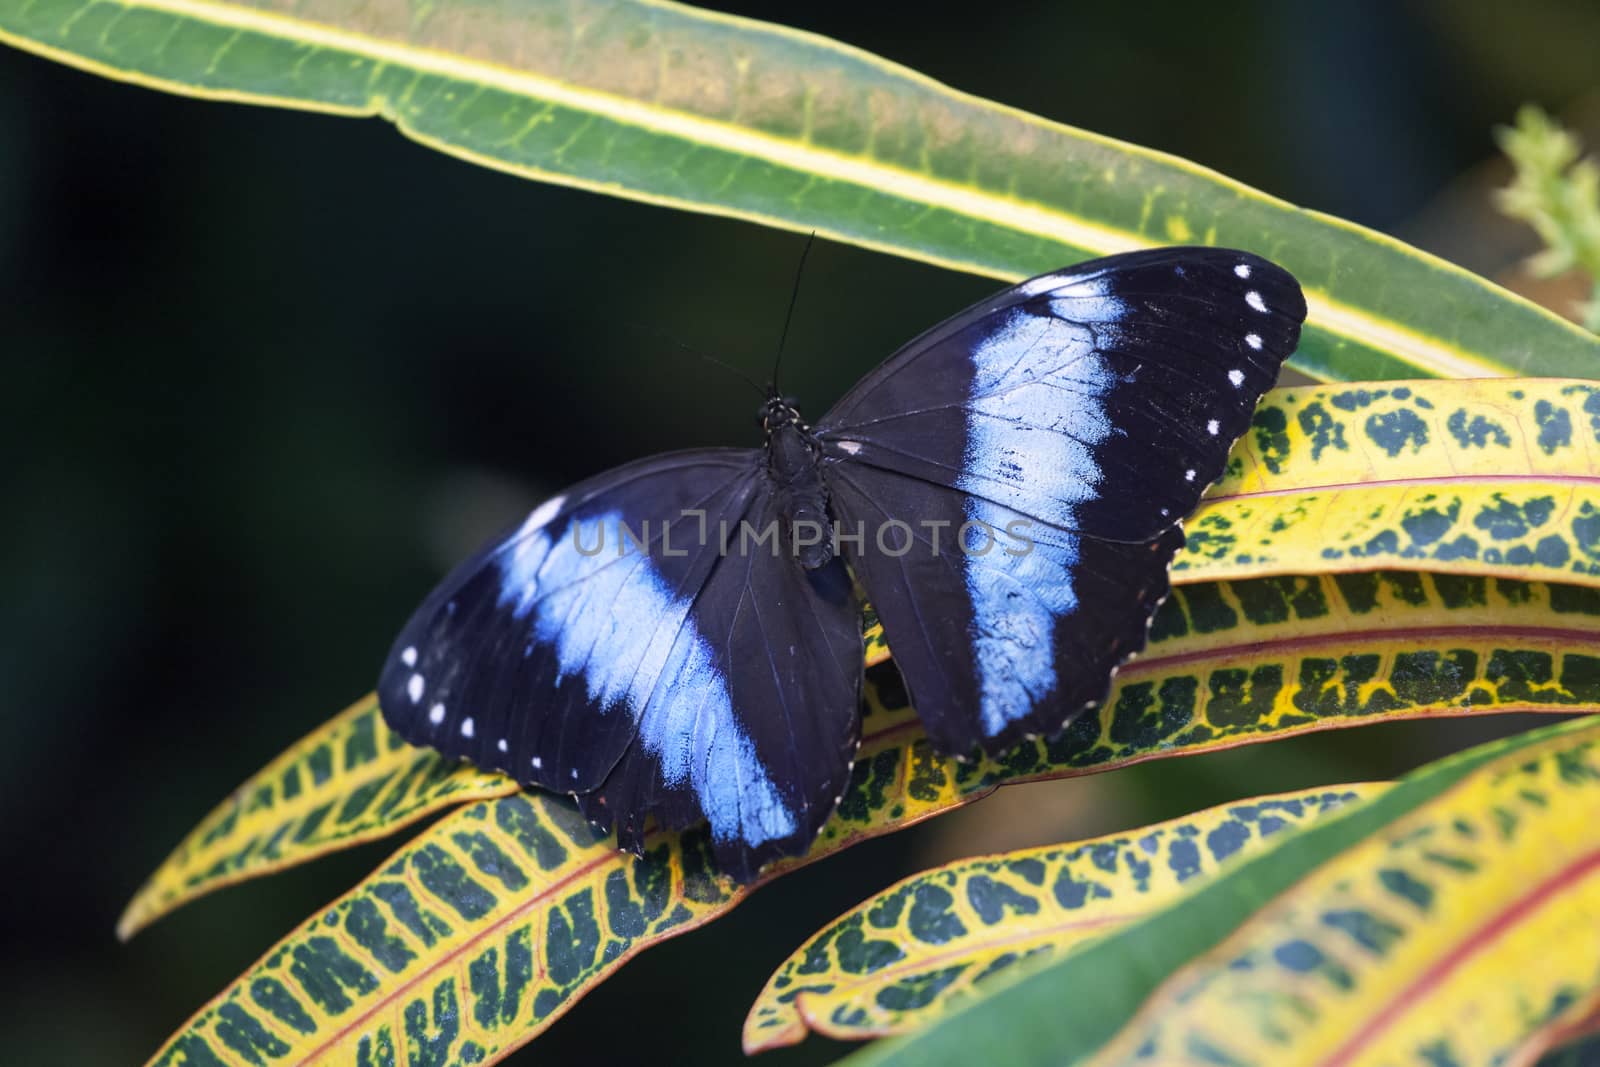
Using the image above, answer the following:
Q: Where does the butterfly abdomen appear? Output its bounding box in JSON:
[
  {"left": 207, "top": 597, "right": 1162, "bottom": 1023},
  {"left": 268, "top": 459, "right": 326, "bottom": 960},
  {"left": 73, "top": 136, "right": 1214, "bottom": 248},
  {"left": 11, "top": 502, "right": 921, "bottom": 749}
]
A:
[{"left": 766, "top": 419, "right": 834, "bottom": 570}]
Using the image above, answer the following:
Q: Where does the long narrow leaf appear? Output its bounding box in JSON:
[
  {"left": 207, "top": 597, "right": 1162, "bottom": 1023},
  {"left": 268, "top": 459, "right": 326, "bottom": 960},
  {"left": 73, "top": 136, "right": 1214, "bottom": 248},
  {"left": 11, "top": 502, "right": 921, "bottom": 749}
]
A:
[
  {"left": 2, "top": 0, "right": 1594, "bottom": 381},
  {"left": 743, "top": 784, "right": 1389, "bottom": 1052},
  {"left": 844, "top": 716, "right": 1600, "bottom": 1067}
]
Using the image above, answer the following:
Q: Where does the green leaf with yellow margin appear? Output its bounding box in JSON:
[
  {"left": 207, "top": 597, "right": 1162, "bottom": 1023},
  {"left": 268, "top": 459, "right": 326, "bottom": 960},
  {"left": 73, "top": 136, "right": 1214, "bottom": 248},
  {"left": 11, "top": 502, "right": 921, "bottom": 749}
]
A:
[
  {"left": 2, "top": 0, "right": 1596, "bottom": 382},
  {"left": 843, "top": 715, "right": 1600, "bottom": 1067},
  {"left": 742, "top": 783, "right": 1391, "bottom": 1052},
  {"left": 122, "top": 377, "right": 1600, "bottom": 938},
  {"left": 140, "top": 566, "right": 1600, "bottom": 1065}
]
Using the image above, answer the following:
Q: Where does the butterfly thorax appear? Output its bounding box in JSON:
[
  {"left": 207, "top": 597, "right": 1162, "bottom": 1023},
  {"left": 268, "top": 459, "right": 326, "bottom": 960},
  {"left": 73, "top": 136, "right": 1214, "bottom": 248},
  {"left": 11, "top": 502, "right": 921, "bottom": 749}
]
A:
[{"left": 762, "top": 399, "right": 834, "bottom": 570}]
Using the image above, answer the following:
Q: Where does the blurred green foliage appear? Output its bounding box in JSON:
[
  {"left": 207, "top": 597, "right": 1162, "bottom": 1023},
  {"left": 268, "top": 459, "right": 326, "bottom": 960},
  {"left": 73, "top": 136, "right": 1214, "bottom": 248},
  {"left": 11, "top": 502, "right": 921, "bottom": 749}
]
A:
[{"left": 1497, "top": 105, "right": 1600, "bottom": 330}]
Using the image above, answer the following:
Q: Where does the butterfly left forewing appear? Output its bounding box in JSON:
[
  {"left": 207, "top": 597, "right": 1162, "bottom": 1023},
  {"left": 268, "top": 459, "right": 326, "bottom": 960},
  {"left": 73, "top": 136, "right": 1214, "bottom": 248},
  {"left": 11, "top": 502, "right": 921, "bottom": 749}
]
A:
[
  {"left": 378, "top": 450, "right": 762, "bottom": 791},
  {"left": 818, "top": 247, "right": 1306, "bottom": 756},
  {"left": 379, "top": 449, "right": 864, "bottom": 881}
]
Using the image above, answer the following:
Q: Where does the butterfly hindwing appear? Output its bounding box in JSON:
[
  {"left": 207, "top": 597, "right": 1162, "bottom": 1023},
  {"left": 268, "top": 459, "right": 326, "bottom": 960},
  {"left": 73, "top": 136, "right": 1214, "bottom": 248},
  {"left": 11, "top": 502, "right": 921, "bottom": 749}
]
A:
[
  {"left": 577, "top": 488, "right": 863, "bottom": 881},
  {"left": 818, "top": 247, "right": 1306, "bottom": 755}
]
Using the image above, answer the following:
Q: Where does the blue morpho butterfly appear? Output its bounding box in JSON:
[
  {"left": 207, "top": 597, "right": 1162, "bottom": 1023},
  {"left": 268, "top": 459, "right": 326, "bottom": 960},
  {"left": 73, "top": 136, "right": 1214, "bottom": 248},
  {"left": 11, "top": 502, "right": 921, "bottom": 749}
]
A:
[{"left": 378, "top": 247, "right": 1307, "bottom": 881}]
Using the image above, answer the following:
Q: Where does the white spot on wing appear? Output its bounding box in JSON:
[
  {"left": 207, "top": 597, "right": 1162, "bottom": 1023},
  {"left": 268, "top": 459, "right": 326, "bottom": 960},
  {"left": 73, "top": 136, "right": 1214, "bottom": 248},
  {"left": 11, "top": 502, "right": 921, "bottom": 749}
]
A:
[
  {"left": 1185, "top": 469, "right": 1197, "bottom": 482},
  {"left": 401, "top": 646, "right": 417, "bottom": 667},
  {"left": 497, "top": 738, "right": 508, "bottom": 753},
  {"left": 460, "top": 717, "right": 474, "bottom": 738},
  {"left": 531, "top": 755, "right": 543, "bottom": 770},
  {"left": 1245, "top": 333, "right": 1263, "bottom": 351},
  {"left": 1207, "top": 419, "right": 1220, "bottom": 435},
  {"left": 428, "top": 702, "right": 445, "bottom": 725},
  {"left": 408, "top": 674, "right": 425, "bottom": 703},
  {"left": 837, "top": 439, "right": 863, "bottom": 455},
  {"left": 1234, "top": 263, "right": 1252, "bottom": 279},
  {"left": 1245, "top": 290, "right": 1268, "bottom": 313},
  {"left": 1228, "top": 369, "right": 1245, "bottom": 388},
  {"left": 525, "top": 494, "right": 566, "bottom": 533}
]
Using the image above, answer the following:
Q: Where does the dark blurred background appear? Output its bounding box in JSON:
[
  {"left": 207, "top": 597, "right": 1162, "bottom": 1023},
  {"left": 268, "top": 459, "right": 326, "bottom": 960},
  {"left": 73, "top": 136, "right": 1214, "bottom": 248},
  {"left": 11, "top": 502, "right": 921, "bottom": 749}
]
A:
[{"left": 2, "top": 2, "right": 1598, "bottom": 1063}]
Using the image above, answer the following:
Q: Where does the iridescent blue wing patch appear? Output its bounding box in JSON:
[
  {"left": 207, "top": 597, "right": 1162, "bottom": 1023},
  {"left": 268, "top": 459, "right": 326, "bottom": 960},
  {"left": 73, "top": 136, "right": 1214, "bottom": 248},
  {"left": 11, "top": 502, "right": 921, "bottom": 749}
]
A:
[
  {"left": 817, "top": 247, "right": 1306, "bottom": 755},
  {"left": 377, "top": 449, "right": 862, "bottom": 877}
]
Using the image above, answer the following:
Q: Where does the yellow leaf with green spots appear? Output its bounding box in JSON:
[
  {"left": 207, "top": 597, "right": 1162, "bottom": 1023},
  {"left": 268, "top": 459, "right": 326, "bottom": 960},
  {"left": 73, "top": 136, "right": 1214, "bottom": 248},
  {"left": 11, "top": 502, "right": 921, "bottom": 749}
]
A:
[
  {"left": 1215, "top": 381, "right": 1600, "bottom": 495},
  {"left": 122, "top": 377, "right": 1600, "bottom": 944},
  {"left": 144, "top": 788, "right": 706, "bottom": 1067},
  {"left": 1182, "top": 378, "right": 1600, "bottom": 585},
  {"left": 743, "top": 783, "right": 1390, "bottom": 1053},
  {"left": 2, "top": 0, "right": 1596, "bottom": 382},
  {"left": 116, "top": 694, "right": 518, "bottom": 941},
  {"left": 844, "top": 715, "right": 1600, "bottom": 1067},
  {"left": 142, "top": 569, "right": 1600, "bottom": 1064}
]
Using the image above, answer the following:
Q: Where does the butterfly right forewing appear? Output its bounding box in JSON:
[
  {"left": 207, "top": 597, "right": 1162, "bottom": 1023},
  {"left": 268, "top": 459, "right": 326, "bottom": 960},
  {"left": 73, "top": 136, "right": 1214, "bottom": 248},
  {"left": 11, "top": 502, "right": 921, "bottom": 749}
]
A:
[{"left": 817, "top": 248, "right": 1306, "bottom": 757}]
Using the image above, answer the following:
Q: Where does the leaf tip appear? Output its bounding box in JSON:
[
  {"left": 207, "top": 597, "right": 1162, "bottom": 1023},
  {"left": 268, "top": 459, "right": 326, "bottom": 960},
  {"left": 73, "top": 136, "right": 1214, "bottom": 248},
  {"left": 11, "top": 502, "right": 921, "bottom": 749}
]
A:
[{"left": 116, "top": 887, "right": 158, "bottom": 942}]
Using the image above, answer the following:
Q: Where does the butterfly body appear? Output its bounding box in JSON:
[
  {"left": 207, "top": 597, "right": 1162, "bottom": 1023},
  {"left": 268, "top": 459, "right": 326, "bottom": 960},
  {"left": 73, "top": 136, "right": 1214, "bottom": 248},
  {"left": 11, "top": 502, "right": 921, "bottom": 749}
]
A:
[
  {"left": 379, "top": 247, "right": 1307, "bottom": 881},
  {"left": 762, "top": 399, "right": 834, "bottom": 570}
]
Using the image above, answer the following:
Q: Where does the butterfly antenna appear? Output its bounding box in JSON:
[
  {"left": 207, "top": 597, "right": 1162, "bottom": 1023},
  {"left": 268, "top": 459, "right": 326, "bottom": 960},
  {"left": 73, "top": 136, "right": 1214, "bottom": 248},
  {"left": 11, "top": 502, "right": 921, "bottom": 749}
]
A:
[
  {"left": 694, "top": 347, "right": 767, "bottom": 397},
  {"left": 771, "top": 232, "right": 816, "bottom": 396},
  {"left": 622, "top": 320, "right": 766, "bottom": 398}
]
